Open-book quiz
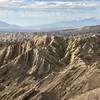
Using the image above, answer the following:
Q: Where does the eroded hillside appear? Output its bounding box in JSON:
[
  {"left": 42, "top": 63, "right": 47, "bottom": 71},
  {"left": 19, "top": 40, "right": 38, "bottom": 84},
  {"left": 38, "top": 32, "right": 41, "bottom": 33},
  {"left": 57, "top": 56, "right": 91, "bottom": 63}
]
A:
[{"left": 0, "top": 34, "right": 100, "bottom": 100}]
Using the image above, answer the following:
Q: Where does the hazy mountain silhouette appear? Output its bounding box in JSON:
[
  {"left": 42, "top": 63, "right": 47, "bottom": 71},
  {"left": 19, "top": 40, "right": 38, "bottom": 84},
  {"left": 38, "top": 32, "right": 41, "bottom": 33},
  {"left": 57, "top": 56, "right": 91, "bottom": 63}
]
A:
[
  {"left": 0, "top": 20, "right": 20, "bottom": 29},
  {"left": 0, "top": 18, "right": 100, "bottom": 32}
]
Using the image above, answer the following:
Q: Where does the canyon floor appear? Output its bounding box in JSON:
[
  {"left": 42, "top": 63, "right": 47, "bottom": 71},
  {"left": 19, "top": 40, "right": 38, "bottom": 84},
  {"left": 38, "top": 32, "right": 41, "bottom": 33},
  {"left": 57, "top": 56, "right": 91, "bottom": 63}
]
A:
[{"left": 0, "top": 32, "right": 100, "bottom": 100}]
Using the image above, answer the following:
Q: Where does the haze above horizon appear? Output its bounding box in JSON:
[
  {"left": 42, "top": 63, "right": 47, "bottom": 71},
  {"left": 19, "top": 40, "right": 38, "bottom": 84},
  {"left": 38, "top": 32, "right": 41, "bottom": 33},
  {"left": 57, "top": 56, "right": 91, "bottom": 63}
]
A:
[{"left": 0, "top": 0, "right": 100, "bottom": 27}]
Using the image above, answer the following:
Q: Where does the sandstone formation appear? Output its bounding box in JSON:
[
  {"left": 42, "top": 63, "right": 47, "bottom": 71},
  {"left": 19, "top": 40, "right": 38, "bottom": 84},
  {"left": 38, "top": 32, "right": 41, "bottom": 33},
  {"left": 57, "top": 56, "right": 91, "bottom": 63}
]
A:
[{"left": 0, "top": 34, "right": 100, "bottom": 100}]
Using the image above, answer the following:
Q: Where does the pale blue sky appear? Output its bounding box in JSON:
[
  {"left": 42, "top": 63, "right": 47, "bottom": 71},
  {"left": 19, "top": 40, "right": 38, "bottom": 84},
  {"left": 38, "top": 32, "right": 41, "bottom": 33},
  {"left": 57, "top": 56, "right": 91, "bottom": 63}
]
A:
[{"left": 0, "top": 0, "right": 100, "bottom": 26}]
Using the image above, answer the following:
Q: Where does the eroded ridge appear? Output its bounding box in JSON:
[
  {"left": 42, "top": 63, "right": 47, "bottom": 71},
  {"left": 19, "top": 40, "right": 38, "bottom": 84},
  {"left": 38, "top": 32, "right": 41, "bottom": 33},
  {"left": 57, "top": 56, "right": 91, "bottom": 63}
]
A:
[{"left": 0, "top": 33, "right": 100, "bottom": 100}]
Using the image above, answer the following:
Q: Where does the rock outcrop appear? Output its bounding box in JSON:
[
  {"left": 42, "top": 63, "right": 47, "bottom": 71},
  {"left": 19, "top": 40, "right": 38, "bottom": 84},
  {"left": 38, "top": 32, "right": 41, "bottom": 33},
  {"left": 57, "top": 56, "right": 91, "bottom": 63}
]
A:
[{"left": 0, "top": 34, "right": 100, "bottom": 100}]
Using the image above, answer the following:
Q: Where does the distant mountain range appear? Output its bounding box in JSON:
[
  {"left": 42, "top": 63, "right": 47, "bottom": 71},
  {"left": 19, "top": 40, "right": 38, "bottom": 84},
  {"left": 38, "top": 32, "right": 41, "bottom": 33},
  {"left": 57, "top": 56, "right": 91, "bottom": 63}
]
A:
[
  {"left": 0, "top": 20, "right": 20, "bottom": 29},
  {"left": 0, "top": 18, "right": 100, "bottom": 32}
]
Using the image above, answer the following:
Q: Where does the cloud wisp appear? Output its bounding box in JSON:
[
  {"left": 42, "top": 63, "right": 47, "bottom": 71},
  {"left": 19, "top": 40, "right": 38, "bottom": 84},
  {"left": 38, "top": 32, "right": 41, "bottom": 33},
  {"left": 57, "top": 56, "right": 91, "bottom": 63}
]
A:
[
  {"left": 21, "top": 1, "right": 100, "bottom": 9},
  {"left": 0, "top": 0, "right": 100, "bottom": 9}
]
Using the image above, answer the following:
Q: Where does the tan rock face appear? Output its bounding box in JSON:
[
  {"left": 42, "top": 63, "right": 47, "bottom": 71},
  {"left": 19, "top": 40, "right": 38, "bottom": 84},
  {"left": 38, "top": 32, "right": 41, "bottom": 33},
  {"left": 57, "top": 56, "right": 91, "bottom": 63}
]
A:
[{"left": 0, "top": 34, "right": 100, "bottom": 100}]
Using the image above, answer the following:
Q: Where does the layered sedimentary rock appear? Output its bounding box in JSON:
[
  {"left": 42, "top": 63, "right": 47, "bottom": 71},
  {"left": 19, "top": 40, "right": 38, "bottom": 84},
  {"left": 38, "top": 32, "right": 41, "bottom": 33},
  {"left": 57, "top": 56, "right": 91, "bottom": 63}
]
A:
[{"left": 0, "top": 34, "right": 100, "bottom": 100}]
